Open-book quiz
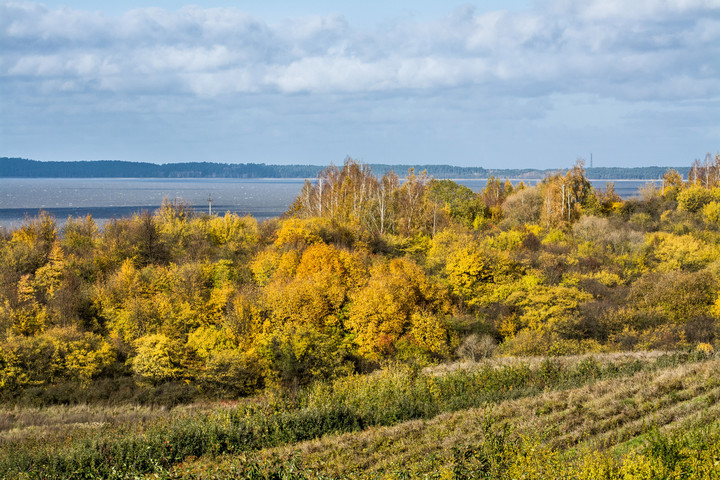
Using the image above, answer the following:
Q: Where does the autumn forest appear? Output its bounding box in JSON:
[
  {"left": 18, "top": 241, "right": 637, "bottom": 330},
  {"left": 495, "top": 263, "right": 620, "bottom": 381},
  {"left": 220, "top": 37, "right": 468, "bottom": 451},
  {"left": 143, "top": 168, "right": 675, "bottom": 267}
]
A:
[{"left": 2, "top": 157, "right": 720, "bottom": 478}]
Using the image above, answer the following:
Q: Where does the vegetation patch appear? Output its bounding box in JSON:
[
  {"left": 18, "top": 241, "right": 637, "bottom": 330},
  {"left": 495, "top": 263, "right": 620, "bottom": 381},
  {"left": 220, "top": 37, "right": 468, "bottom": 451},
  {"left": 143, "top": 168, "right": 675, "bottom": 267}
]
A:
[{"left": 2, "top": 157, "right": 720, "bottom": 477}]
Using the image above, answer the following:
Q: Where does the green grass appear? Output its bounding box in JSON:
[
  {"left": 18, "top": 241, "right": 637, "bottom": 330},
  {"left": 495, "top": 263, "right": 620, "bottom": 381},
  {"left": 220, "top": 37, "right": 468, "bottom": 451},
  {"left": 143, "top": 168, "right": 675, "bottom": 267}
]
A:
[{"left": 0, "top": 351, "right": 717, "bottom": 479}]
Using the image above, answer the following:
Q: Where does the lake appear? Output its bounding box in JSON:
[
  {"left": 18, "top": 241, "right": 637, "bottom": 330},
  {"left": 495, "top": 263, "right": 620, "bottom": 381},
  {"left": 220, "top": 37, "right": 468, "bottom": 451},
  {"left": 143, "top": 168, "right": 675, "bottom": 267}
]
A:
[{"left": 0, "top": 177, "right": 657, "bottom": 230}]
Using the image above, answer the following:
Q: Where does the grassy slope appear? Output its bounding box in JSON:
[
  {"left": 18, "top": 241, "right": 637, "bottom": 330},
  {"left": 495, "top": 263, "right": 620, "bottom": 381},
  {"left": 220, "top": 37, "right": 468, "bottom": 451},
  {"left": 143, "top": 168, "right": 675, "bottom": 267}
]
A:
[
  {"left": 2, "top": 352, "right": 719, "bottom": 479},
  {"left": 172, "top": 354, "right": 720, "bottom": 479}
]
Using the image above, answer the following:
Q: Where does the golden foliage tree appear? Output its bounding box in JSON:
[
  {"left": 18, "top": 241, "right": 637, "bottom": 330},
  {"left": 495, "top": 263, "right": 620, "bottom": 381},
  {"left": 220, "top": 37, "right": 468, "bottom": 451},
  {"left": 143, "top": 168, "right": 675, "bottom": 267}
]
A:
[{"left": 347, "top": 258, "right": 449, "bottom": 359}]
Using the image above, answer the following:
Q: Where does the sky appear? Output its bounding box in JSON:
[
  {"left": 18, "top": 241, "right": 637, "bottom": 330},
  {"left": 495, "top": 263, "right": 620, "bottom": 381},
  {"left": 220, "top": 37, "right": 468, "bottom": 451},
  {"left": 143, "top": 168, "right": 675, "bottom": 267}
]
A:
[{"left": 1, "top": 0, "right": 719, "bottom": 169}]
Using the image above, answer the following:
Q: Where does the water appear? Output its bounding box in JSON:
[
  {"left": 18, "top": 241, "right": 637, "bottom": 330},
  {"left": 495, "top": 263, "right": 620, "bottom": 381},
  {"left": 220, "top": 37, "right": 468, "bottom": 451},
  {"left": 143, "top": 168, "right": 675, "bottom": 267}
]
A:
[
  {"left": 0, "top": 177, "right": 657, "bottom": 231},
  {"left": 0, "top": 178, "right": 306, "bottom": 230}
]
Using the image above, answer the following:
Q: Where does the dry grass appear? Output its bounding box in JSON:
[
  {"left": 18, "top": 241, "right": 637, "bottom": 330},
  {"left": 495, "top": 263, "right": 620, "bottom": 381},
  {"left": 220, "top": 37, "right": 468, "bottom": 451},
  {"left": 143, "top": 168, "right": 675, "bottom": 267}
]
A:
[
  {"left": 422, "top": 350, "right": 671, "bottom": 376},
  {"left": 0, "top": 400, "right": 243, "bottom": 443},
  {"left": 2, "top": 352, "right": 715, "bottom": 479},
  {"left": 0, "top": 350, "right": 681, "bottom": 442},
  {"left": 492, "top": 358, "right": 720, "bottom": 450},
  {"left": 199, "top": 356, "right": 720, "bottom": 477}
]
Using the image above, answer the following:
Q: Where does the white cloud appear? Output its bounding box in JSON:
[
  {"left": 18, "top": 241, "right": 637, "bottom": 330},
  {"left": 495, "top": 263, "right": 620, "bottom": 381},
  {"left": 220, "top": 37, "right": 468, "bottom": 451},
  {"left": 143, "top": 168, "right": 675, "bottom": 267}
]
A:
[
  {"left": 1, "top": 0, "right": 719, "bottom": 101},
  {"left": 555, "top": 0, "right": 720, "bottom": 21}
]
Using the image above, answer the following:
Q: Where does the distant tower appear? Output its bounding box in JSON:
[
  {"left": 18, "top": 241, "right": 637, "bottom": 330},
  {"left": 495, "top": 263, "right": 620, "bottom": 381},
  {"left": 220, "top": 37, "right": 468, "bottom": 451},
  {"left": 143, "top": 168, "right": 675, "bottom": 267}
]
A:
[
  {"left": 208, "top": 194, "right": 212, "bottom": 215},
  {"left": 590, "top": 153, "right": 593, "bottom": 169}
]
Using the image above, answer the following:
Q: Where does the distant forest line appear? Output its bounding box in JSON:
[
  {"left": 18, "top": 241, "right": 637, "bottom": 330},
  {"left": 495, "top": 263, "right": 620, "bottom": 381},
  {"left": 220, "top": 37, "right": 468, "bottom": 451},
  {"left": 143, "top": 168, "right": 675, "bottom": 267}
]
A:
[{"left": 0, "top": 157, "right": 689, "bottom": 180}]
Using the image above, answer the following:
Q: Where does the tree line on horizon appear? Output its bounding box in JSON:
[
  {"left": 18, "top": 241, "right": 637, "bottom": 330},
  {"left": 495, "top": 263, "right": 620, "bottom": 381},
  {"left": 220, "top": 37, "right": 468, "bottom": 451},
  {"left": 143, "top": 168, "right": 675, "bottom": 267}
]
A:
[
  {"left": 1, "top": 155, "right": 719, "bottom": 405},
  {"left": 0, "top": 156, "right": 692, "bottom": 180}
]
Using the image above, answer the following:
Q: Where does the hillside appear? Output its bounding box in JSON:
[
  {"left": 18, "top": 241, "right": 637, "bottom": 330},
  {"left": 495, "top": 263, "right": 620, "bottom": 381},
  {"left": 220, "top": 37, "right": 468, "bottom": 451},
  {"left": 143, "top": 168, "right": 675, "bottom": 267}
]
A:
[
  {"left": 2, "top": 157, "right": 720, "bottom": 478},
  {"left": 1, "top": 351, "right": 718, "bottom": 478},
  {"left": 247, "top": 354, "right": 720, "bottom": 478}
]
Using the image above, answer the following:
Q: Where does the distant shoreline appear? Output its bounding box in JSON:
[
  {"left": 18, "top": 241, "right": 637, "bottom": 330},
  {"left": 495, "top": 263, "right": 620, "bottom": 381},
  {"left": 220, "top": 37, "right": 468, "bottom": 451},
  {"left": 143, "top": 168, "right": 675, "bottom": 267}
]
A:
[
  {"left": 0, "top": 176, "right": 664, "bottom": 182},
  {"left": 1, "top": 157, "right": 688, "bottom": 181}
]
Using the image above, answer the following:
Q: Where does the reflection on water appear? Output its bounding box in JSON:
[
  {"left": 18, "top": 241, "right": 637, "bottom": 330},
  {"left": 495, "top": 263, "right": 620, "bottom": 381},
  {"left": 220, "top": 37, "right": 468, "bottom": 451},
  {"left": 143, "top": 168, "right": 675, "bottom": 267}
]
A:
[{"left": 0, "top": 177, "right": 658, "bottom": 230}]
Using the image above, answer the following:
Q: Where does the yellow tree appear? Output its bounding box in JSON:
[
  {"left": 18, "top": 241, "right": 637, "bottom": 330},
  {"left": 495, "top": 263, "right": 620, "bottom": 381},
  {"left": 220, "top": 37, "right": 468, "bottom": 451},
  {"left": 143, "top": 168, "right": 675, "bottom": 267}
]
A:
[
  {"left": 33, "top": 241, "right": 66, "bottom": 303},
  {"left": 264, "top": 243, "right": 366, "bottom": 331},
  {"left": 661, "top": 168, "right": 684, "bottom": 200},
  {"left": 9, "top": 211, "right": 58, "bottom": 274},
  {"left": 96, "top": 259, "right": 169, "bottom": 342},
  {"left": 61, "top": 214, "right": 98, "bottom": 260},
  {"left": 9, "top": 274, "right": 48, "bottom": 335},
  {"left": 274, "top": 217, "right": 324, "bottom": 250},
  {"left": 445, "top": 243, "right": 519, "bottom": 308},
  {"left": 347, "top": 257, "right": 449, "bottom": 359},
  {"left": 32, "top": 241, "right": 87, "bottom": 329},
  {"left": 225, "top": 288, "right": 268, "bottom": 352},
  {"left": 131, "top": 334, "right": 184, "bottom": 383},
  {"left": 563, "top": 159, "right": 594, "bottom": 221},
  {"left": 596, "top": 182, "right": 622, "bottom": 215},
  {"left": 206, "top": 213, "right": 259, "bottom": 258}
]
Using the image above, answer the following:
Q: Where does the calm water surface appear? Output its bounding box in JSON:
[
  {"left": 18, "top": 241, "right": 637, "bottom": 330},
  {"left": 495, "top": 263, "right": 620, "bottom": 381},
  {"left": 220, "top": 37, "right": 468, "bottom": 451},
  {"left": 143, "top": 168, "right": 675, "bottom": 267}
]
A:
[
  {"left": 0, "top": 177, "right": 656, "bottom": 230},
  {"left": 0, "top": 178, "right": 305, "bottom": 230}
]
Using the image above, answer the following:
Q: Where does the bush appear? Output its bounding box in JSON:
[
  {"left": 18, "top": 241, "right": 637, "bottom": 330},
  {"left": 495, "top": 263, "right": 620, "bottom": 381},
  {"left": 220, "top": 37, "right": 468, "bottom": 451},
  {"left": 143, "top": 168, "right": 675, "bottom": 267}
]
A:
[
  {"left": 678, "top": 185, "right": 714, "bottom": 213},
  {"left": 457, "top": 333, "right": 497, "bottom": 361}
]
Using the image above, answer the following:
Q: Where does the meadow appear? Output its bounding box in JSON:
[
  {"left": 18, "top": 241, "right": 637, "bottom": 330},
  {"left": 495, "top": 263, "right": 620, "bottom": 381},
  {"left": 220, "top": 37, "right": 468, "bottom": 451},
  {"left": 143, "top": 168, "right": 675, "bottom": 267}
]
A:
[{"left": 1, "top": 351, "right": 718, "bottom": 478}]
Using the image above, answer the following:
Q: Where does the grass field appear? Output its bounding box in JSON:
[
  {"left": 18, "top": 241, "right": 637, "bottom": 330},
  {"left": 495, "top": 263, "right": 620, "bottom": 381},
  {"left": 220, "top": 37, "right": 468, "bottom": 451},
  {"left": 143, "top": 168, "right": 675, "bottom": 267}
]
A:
[{"left": 2, "top": 351, "right": 719, "bottom": 479}]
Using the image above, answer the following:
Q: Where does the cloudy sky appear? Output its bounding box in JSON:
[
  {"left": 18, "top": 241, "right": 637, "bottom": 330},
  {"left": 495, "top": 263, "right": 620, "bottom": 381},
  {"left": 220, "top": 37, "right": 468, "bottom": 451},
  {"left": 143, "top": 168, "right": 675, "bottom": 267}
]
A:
[{"left": 1, "top": 0, "right": 718, "bottom": 169}]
